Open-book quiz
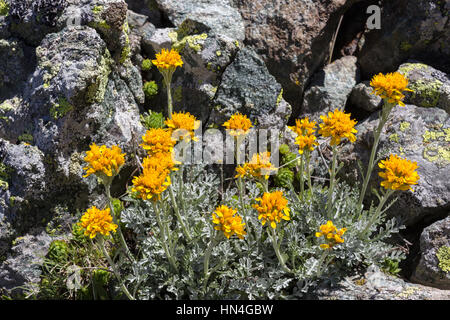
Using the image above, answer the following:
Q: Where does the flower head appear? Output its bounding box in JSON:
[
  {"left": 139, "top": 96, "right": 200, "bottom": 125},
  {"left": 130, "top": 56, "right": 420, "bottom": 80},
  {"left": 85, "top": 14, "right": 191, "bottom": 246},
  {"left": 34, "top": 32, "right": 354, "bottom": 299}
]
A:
[
  {"left": 223, "top": 113, "right": 253, "bottom": 137},
  {"left": 142, "top": 153, "right": 179, "bottom": 173},
  {"left": 83, "top": 144, "right": 126, "bottom": 180},
  {"left": 295, "top": 134, "right": 319, "bottom": 154},
  {"left": 165, "top": 111, "right": 201, "bottom": 141},
  {"left": 253, "top": 191, "right": 290, "bottom": 229},
  {"left": 212, "top": 205, "right": 246, "bottom": 240},
  {"left": 318, "top": 109, "right": 358, "bottom": 146},
  {"left": 315, "top": 220, "right": 346, "bottom": 249},
  {"left": 131, "top": 163, "right": 171, "bottom": 201},
  {"left": 289, "top": 117, "right": 317, "bottom": 136},
  {"left": 378, "top": 154, "right": 419, "bottom": 191},
  {"left": 79, "top": 206, "right": 118, "bottom": 239},
  {"left": 370, "top": 72, "right": 413, "bottom": 106},
  {"left": 152, "top": 48, "right": 183, "bottom": 70},
  {"left": 235, "top": 152, "right": 277, "bottom": 180},
  {"left": 141, "top": 128, "right": 176, "bottom": 155}
]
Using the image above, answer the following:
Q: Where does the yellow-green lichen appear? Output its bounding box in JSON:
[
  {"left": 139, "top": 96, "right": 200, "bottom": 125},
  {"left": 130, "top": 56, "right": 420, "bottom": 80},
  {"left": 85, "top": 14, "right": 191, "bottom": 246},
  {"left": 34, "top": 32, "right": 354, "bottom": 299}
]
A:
[
  {"left": 0, "top": 101, "right": 13, "bottom": 112},
  {"left": 234, "top": 40, "right": 240, "bottom": 48},
  {"left": 276, "top": 89, "right": 284, "bottom": 107},
  {"left": 409, "top": 79, "right": 442, "bottom": 108},
  {"left": 18, "top": 133, "right": 33, "bottom": 144},
  {"left": 400, "top": 41, "right": 412, "bottom": 52},
  {"left": 86, "top": 51, "right": 112, "bottom": 104},
  {"left": 0, "top": 162, "right": 11, "bottom": 191},
  {"left": 398, "top": 63, "right": 429, "bottom": 76},
  {"left": 92, "top": 5, "right": 103, "bottom": 15},
  {"left": 389, "top": 133, "right": 400, "bottom": 143},
  {"left": 422, "top": 126, "right": 450, "bottom": 166},
  {"left": 216, "top": 50, "right": 222, "bottom": 57},
  {"left": 436, "top": 246, "right": 450, "bottom": 273},
  {"left": 169, "top": 30, "right": 208, "bottom": 53},
  {"left": 50, "top": 97, "right": 74, "bottom": 119},
  {"left": 0, "top": 0, "right": 8, "bottom": 16},
  {"left": 399, "top": 121, "right": 411, "bottom": 132}
]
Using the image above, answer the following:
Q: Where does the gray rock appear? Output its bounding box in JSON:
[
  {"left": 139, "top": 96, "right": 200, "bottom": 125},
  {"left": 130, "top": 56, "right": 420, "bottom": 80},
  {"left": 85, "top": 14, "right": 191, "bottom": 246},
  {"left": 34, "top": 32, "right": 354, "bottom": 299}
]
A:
[
  {"left": 358, "top": 0, "right": 450, "bottom": 78},
  {"left": 398, "top": 62, "right": 450, "bottom": 114},
  {"left": 338, "top": 104, "right": 450, "bottom": 226},
  {"left": 314, "top": 264, "right": 450, "bottom": 300},
  {"left": 302, "top": 56, "right": 360, "bottom": 119},
  {"left": 412, "top": 216, "right": 450, "bottom": 290},
  {"left": 0, "top": 230, "right": 52, "bottom": 295},
  {"left": 209, "top": 47, "right": 292, "bottom": 130},
  {"left": 349, "top": 81, "right": 383, "bottom": 113},
  {"left": 155, "top": 0, "right": 245, "bottom": 42},
  {"left": 125, "top": 0, "right": 162, "bottom": 26},
  {"left": 233, "top": 0, "right": 356, "bottom": 115}
]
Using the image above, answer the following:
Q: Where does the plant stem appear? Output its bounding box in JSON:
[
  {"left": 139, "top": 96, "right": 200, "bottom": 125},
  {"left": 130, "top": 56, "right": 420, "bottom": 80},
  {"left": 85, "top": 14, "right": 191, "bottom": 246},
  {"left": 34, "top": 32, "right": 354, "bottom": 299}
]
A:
[
  {"left": 358, "top": 102, "right": 394, "bottom": 212},
  {"left": 361, "top": 189, "right": 395, "bottom": 236},
  {"left": 306, "top": 151, "right": 313, "bottom": 193},
  {"left": 326, "top": 144, "right": 338, "bottom": 219},
  {"left": 152, "top": 201, "right": 178, "bottom": 272},
  {"left": 299, "top": 154, "right": 304, "bottom": 201},
  {"left": 98, "top": 238, "right": 135, "bottom": 300},
  {"left": 105, "top": 185, "right": 134, "bottom": 262},
  {"left": 168, "top": 173, "right": 192, "bottom": 242},
  {"left": 164, "top": 73, "right": 174, "bottom": 119},
  {"left": 237, "top": 177, "right": 251, "bottom": 239},
  {"left": 203, "top": 232, "right": 220, "bottom": 291},
  {"left": 269, "top": 227, "right": 292, "bottom": 274}
]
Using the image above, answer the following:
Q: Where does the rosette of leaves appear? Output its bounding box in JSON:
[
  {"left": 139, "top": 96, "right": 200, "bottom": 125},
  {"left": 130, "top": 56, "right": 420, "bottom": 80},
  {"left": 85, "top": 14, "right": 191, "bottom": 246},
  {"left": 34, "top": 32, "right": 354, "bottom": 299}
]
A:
[{"left": 140, "top": 111, "right": 165, "bottom": 129}]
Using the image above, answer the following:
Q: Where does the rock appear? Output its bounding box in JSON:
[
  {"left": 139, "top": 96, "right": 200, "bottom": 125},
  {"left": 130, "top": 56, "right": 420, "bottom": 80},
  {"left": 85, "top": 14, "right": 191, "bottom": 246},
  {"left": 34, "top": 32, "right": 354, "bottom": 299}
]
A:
[
  {"left": 143, "top": 19, "right": 240, "bottom": 123},
  {"left": 339, "top": 104, "right": 450, "bottom": 226},
  {"left": 348, "top": 81, "right": 383, "bottom": 113},
  {"left": 302, "top": 56, "right": 360, "bottom": 119},
  {"left": 313, "top": 264, "right": 450, "bottom": 300},
  {"left": 412, "top": 216, "right": 450, "bottom": 290},
  {"left": 233, "top": 0, "right": 355, "bottom": 114},
  {"left": 155, "top": 0, "right": 245, "bottom": 42},
  {"left": 358, "top": 0, "right": 450, "bottom": 78},
  {"left": 124, "top": 0, "right": 162, "bottom": 26},
  {"left": 209, "top": 47, "right": 292, "bottom": 130},
  {"left": 398, "top": 62, "right": 450, "bottom": 114},
  {"left": 0, "top": 230, "right": 52, "bottom": 295}
]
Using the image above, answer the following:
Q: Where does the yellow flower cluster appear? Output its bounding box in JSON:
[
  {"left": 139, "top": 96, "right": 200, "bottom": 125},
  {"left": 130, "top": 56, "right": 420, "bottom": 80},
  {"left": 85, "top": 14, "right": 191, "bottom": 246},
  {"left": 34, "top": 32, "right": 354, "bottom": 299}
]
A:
[
  {"left": 378, "top": 154, "right": 419, "bottom": 191},
  {"left": 212, "top": 205, "right": 246, "bottom": 240},
  {"left": 370, "top": 72, "right": 413, "bottom": 107},
  {"left": 253, "top": 191, "right": 290, "bottom": 229},
  {"left": 316, "top": 220, "right": 346, "bottom": 249},
  {"left": 152, "top": 48, "right": 183, "bottom": 70},
  {"left": 165, "top": 111, "right": 201, "bottom": 141},
  {"left": 83, "top": 144, "right": 126, "bottom": 179},
  {"left": 141, "top": 128, "right": 176, "bottom": 155},
  {"left": 318, "top": 109, "right": 358, "bottom": 146},
  {"left": 290, "top": 117, "right": 319, "bottom": 154},
  {"left": 235, "top": 152, "right": 277, "bottom": 180},
  {"left": 223, "top": 113, "right": 253, "bottom": 137},
  {"left": 132, "top": 165, "right": 172, "bottom": 201},
  {"left": 79, "top": 206, "right": 118, "bottom": 239}
]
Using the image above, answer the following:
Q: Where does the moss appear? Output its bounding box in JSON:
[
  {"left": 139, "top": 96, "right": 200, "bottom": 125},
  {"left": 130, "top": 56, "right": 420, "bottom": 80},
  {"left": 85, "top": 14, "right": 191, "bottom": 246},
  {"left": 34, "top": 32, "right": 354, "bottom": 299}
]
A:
[
  {"left": 141, "top": 59, "right": 152, "bottom": 71},
  {"left": 398, "top": 63, "right": 428, "bottom": 76},
  {"left": 399, "top": 121, "right": 411, "bottom": 132},
  {"left": 143, "top": 81, "right": 158, "bottom": 98},
  {"left": 173, "top": 86, "right": 182, "bottom": 102},
  {"left": 409, "top": 79, "right": 442, "bottom": 108},
  {"left": 0, "top": 0, "right": 9, "bottom": 16},
  {"left": 50, "top": 97, "right": 74, "bottom": 119},
  {"left": 18, "top": 133, "right": 34, "bottom": 144},
  {"left": 436, "top": 246, "right": 450, "bottom": 273},
  {"left": 399, "top": 41, "right": 412, "bottom": 52},
  {"left": 86, "top": 50, "right": 112, "bottom": 104}
]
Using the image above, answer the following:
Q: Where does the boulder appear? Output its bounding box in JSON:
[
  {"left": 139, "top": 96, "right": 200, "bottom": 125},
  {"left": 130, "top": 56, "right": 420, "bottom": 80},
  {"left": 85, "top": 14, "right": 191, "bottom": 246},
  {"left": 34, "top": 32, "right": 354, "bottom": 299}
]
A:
[
  {"left": 348, "top": 81, "right": 383, "bottom": 113},
  {"left": 412, "top": 216, "right": 450, "bottom": 290}
]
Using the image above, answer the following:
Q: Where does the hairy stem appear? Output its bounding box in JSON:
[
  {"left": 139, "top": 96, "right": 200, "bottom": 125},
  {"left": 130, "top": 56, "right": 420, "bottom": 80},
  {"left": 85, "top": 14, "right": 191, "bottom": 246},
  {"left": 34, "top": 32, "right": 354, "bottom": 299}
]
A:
[
  {"left": 326, "top": 144, "right": 338, "bottom": 219},
  {"left": 152, "top": 201, "right": 178, "bottom": 272}
]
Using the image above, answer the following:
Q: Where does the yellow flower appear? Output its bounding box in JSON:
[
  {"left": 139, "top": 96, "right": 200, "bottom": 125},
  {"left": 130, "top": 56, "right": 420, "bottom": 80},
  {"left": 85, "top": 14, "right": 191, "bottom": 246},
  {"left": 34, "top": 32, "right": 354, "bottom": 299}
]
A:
[
  {"left": 253, "top": 191, "right": 290, "bottom": 229},
  {"left": 318, "top": 109, "right": 358, "bottom": 146},
  {"left": 83, "top": 144, "right": 126, "bottom": 179},
  {"left": 165, "top": 111, "right": 201, "bottom": 141},
  {"left": 235, "top": 152, "right": 277, "bottom": 180},
  {"left": 142, "top": 153, "right": 179, "bottom": 173},
  {"left": 152, "top": 48, "right": 183, "bottom": 70},
  {"left": 223, "top": 113, "right": 253, "bottom": 136},
  {"left": 370, "top": 72, "right": 413, "bottom": 107},
  {"left": 141, "top": 128, "right": 176, "bottom": 155},
  {"left": 295, "top": 134, "right": 318, "bottom": 154},
  {"left": 289, "top": 117, "right": 317, "bottom": 136},
  {"left": 131, "top": 164, "right": 171, "bottom": 201},
  {"left": 79, "top": 206, "right": 118, "bottom": 239},
  {"left": 316, "top": 220, "right": 346, "bottom": 249},
  {"left": 212, "top": 205, "right": 246, "bottom": 240},
  {"left": 378, "top": 154, "right": 419, "bottom": 191}
]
